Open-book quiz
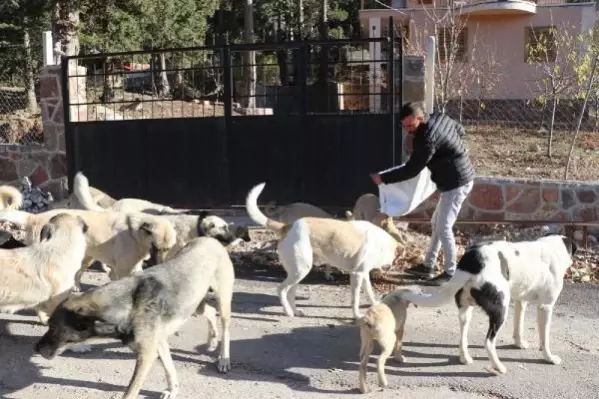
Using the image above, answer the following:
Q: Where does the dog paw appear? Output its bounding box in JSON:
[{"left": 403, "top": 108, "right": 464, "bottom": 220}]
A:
[
  {"left": 359, "top": 386, "right": 370, "bottom": 394},
  {"left": 393, "top": 354, "right": 405, "bottom": 363},
  {"left": 217, "top": 357, "right": 231, "bottom": 373},
  {"left": 295, "top": 309, "right": 306, "bottom": 317},
  {"left": 160, "top": 387, "right": 179, "bottom": 399},
  {"left": 377, "top": 379, "right": 388, "bottom": 389},
  {"left": 545, "top": 354, "right": 562, "bottom": 365},
  {"left": 459, "top": 354, "right": 473, "bottom": 365},
  {"left": 69, "top": 343, "right": 92, "bottom": 353},
  {"left": 207, "top": 338, "right": 219, "bottom": 353},
  {"left": 486, "top": 363, "right": 507, "bottom": 375},
  {"left": 514, "top": 340, "right": 529, "bottom": 349}
]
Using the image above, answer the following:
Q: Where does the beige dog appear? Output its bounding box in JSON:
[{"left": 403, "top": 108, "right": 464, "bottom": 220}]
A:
[
  {"left": 0, "top": 213, "right": 88, "bottom": 325},
  {"left": 0, "top": 185, "right": 22, "bottom": 211},
  {"left": 263, "top": 201, "right": 339, "bottom": 281},
  {"left": 346, "top": 193, "right": 409, "bottom": 245},
  {"left": 0, "top": 209, "right": 177, "bottom": 286},
  {"left": 345, "top": 193, "right": 379, "bottom": 224},
  {"left": 358, "top": 287, "right": 418, "bottom": 393},
  {"left": 265, "top": 201, "right": 334, "bottom": 223},
  {"left": 246, "top": 182, "right": 403, "bottom": 319},
  {"left": 73, "top": 170, "right": 248, "bottom": 266}
]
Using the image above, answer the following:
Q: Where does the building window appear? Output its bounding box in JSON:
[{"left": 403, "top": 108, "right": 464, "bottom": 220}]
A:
[
  {"left": 525, "top": 26, "right": 557, "bottom": 63},
  {"left": 437, "top": 27, "right": 468, "bottom": 63}
]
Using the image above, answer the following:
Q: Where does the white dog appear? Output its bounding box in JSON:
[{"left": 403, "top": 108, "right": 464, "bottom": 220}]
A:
[
  {"left": 399, "top": 234, "right": 577, "bottom": 374},
  {"left": 245, "top": 182, "right": 403, "bottom": 319}
]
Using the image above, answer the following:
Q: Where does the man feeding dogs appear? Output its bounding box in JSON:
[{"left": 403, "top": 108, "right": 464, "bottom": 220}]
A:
[{"left": 370, "top": 102, "right": 475, "bottom": 285}]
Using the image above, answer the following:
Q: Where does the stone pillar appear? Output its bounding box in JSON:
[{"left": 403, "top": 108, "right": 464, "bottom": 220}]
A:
[{"left": 35, "top": 63, "right": 86, "bottom": 199}]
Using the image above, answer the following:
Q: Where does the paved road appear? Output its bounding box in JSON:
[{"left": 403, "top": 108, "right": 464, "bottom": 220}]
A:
[{"left": 1, "top": 267, "right": 598, "bottom": 399}]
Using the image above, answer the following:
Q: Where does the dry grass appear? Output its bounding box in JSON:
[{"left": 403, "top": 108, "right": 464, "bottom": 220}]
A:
[
  {"left": 465, "top": 125, "right": 599, "bottom": 182},
  {"left": 83, "top": 90, "right": 242, "bottom": 121}
]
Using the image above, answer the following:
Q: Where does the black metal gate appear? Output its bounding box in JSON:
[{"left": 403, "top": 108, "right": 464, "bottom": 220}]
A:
[{"left": 63, "top": 29, "right": 403, "bottom": 209}]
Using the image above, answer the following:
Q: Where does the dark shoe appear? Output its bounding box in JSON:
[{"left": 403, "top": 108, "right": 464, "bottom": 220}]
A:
[
  {"left": 427, "top": 271, "right": 454, "bottom": 286},
  {"left": 404, "top": 263, "right": 435, "bottom": 279}
]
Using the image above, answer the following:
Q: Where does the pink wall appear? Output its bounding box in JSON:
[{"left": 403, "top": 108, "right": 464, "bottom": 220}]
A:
[{"left": 360, "top": 3, "right": 596, "bottom": 99}]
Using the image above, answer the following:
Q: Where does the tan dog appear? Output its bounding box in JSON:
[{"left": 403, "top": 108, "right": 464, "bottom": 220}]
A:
[
  {"left": 265, "top": 201, "right": 334, "bottom": 223},
  {"left": 0, "top": 209, "right": 177, "bottom": 287},
  {"left": 263, "top": 201, "right": 339, "bottom": 281},
  {"left": 246, "top": 182, "right": 403, "bottom": 319},
  {"left": 0, "top": 213, "right": 88, "bottom": 325},
  {"left": 358, "top": 287, "right": 419, "bottom": 393},
  {"left": 49, "top": 185, "right": 120, "bottom": 274},
  {"left": 0, "top": 185, "right": 22, "bottom": 211},
  {"left": 36, "top": 236, "right": 235, "bottom": 399},
  {"left": 345, "top": 193, "right": 379, "bottom": 224},
  {"left": 346, "top": 193, "right": 409, "bottom": 245},
  {"left": 73, "top": 170, "right": 250, "bottom": 267}
]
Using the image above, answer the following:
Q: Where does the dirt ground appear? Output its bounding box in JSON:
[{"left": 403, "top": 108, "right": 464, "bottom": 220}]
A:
[
  {"left": 464, "top": 126, "right": 599, "bottom": 182},
  {"left": 2, "top": 254, "right": 597, "bottom": 399}
]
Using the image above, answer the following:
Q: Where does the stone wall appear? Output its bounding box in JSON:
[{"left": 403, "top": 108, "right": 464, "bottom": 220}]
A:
[
  {"left": 404, "top": 177, "right": 599, "bottom": 223},
  {"left": 0, "top": 64, "right": 86, "bottom": 199}
]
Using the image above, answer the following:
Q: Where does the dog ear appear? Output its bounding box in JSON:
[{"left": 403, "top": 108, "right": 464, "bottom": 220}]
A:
[
  {"left": 139, "top": 221, "right": 155, "bottom": 235},
  {"left": 76, "top": 216, "right": 89, "bottom": 234},
  {"left": 562, "top": 236, "right": 578, "bottom": 256},
  {"left": 234, "top": 225, "right": 251, "bottom": 242},
  {"left": 40, "top": 223, "right": 55, "bottom": 242},
  {"left": 64, "top": 293, "right": 96, "bottom": 317}
]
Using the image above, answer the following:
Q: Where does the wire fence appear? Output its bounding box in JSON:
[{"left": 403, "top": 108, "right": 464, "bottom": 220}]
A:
[
  {"left": 0, "top": 45, "right": 43, "bottom": 145},
  {"left": 70, "top": 38, "right": 403, "bottom": 121}
]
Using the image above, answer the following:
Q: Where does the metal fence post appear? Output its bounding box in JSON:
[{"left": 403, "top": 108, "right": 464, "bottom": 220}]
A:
[
  {"left": 61, "top": 56, "right": 75, "bottom": 193},
  {"left": 298, "top": 43, "right": 308, "bottom": 116},
  {"left": 388, "top": 16, "right": 396, "bottom": 165},
  {"left": 222, "top": 46, "right": 233, "bottom": 119}
]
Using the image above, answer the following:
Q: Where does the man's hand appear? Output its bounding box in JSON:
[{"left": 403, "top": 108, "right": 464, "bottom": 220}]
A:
[{"left": 370, "top": 173, "right": 383, "bottom": 185}]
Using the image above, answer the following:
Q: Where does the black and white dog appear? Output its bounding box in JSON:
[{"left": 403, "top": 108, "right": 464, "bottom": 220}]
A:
[{"left": 400, "top": 233, "right": 577, "bottom": 374}]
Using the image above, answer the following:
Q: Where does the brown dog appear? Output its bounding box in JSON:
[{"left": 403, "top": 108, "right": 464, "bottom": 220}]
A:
[{"left": 358, "top": 287, "right": 419, "bottom": 394}]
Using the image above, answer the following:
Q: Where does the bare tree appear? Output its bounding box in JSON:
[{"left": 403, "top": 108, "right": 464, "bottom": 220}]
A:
[
  {"left": 526, "top": 19, "right": 590, "bottom": 158},
  {"left": 318, "top": 0, "right": 328, "bottom": 85},
  {"left": 243, "top": 0, "right": 256, "bottom": 108},
  {"left": 297, "top": 0, "right": 304, "bottom": 39},
  {"left": 468, "top": 26, "right": 503, "bottom": 131},
  {"left": 420, "top": 0, "right": 470, "bottom": 113},
  {"left": 565, "top": 55, "right": 599, "bottom": 179},
  {"left": 22, "top": 20, "right": 37, "bottom": 114},
  {"left": 51, "top": 0, "right": 80, "bottom": 58}
]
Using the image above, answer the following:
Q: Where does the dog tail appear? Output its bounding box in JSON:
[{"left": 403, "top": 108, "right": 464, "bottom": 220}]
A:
[
  {"left": 400, "top": 270, "right": 472, "bottom": 308},
  {"left": 0, "top": 185, "right": 22, "bottom": 211},
  {"left": 73, "top": 172, "right": 105, "bottom": 212},
  {"left": 357, "top": 311, "right": 377, "bottom": 329},
  {"left": 245, "top": 183, "right": 285, "bottom": 232}
]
